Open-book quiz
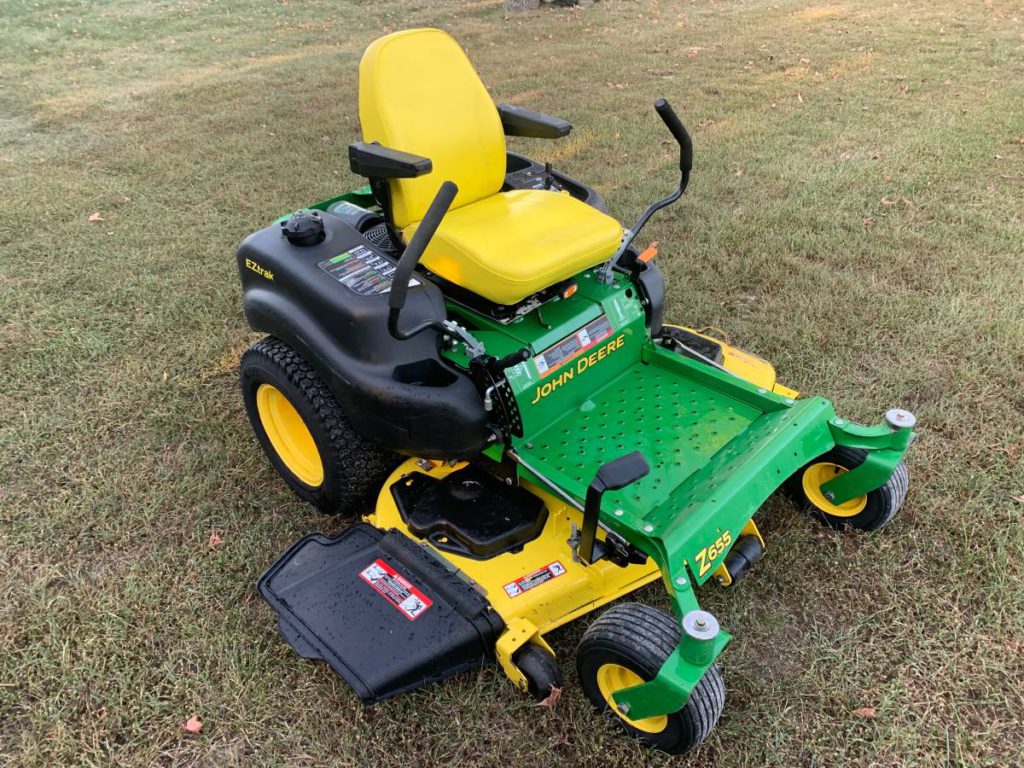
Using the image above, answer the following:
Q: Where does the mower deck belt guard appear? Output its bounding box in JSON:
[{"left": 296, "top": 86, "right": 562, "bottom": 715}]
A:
[{"left": 258, "top": 524, "right": 503, "bottom": 702}]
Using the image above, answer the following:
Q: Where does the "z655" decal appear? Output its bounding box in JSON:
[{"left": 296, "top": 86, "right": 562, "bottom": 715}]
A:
[{"left": 693, "top": 531, "right": 732, "bottom": 577}]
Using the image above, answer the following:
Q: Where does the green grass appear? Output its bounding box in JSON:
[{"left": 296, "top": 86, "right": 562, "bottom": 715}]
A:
[{"left": 2, "top": 0, "right": 1023, "bottom": 765}]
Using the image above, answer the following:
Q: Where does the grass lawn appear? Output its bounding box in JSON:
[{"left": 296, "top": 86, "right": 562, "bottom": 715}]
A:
[{"left": 2, "top": 0, "right": 1022, "bottom": 765}]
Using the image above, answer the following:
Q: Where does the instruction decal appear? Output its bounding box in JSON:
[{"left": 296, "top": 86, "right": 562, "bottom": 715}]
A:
[
  {"left": 534, "top": 315, "right": 613, "bottom": 377},
  {"left": 318, "top": 244, "right": 418, "bottom": 296},
  {"left": 503, "top": 561, "right": 567, "bottom": 598},
  {"left": 359, "top": 559, "right": 433, "bottom": 620}
]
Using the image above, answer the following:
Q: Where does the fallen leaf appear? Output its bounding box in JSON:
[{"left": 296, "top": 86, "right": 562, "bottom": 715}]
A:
[
  {"left": 535, "top": 686, "right": 562, "bottom": 708},
  {"left": 162, "top": 371, "right": 169, "bottom": 382},
  {"left": 88, "top": 212, "right": 104, "bottom": 222},
  {"left": 208, "top": 530, "right": 224, "bottom": 549},
  {"left": 854, "top": 707, "right": 877, "bottom": 719},
  {"left": 1012, "top": 495, "right": 1024, "bottom": 504},
  {"left": 182, "top": 714, "right": 202, "bottom": 734}
]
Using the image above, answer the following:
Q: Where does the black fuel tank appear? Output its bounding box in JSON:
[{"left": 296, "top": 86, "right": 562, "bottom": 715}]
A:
[{"left": 237, "top": 210, "right": 491, "bottom": 459}]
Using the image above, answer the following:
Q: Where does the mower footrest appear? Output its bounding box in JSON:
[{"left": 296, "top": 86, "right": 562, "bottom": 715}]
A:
[{"left": 258, "top": 524, "right": 504, "bottom": 702}]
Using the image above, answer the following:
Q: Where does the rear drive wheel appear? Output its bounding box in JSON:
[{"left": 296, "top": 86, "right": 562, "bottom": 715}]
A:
[
  {"left": 788, "top": 446, "right": 908, "bottom": 531},
  {"left": 240, "top": 336, "right": 398, "bottom": 515},
  {"left": 577, "top": 603, "right": 725, "bottom": 754}
]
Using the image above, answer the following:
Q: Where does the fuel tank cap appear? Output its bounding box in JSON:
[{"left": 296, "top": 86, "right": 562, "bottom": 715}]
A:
[{"left": 281, "top": 209, "right": 326, "bottom": 246}]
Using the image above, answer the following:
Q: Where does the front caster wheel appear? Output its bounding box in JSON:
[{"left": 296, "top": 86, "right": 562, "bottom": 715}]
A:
[
  {"left": 240, "top": 336, "right": 399, "bottom": 516},
  {"left": 512, "top": 644, "right": 562, "bottom": 701},
  {"left": 577, "top": 603, "right": 725, "bottom": 754},
  {"left": 788, "top": 446, "right": 909, "bottom": 531}
]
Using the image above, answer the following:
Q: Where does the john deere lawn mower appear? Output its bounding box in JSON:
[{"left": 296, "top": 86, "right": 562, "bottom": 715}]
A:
[{"left": 236, "top": 29, "right": 914, "bottom": 753}]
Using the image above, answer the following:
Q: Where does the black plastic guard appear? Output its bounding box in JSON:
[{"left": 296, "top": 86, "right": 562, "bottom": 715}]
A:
[{"left": 258, "top": 524, "right": 504, "bottom": 702}]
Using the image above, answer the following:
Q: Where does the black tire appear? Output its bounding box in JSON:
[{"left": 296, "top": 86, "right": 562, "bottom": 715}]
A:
[
  {"left": 240, "top": 336, "right": 399, "bottom": 515},
  {"left": 786, "top": 446, "right": 909, "bottom": 531},
  {"left": 512, "top": 644, "right": 562, "bottom": 701},
  {"left": 577, "top": 603, "right": 725, "bottom": 754}
]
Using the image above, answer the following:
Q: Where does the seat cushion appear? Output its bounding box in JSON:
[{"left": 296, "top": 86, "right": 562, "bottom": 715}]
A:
[{"left": 403, "top": 189, "right": 623, "bottom": 306}]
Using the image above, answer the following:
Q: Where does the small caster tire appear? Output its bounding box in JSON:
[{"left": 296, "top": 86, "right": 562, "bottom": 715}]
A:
[
  {"left": 787, "top": 446, "right": 909, "bottom": 531},
  {"left": 240, "top": 336, "right": 399, "bottom": 516},
  {"left": 577, "top": 602, "right": 725, "bottom": 754},
  {"left": 512, "top": 644, "right": 562, "bottom": 701}
]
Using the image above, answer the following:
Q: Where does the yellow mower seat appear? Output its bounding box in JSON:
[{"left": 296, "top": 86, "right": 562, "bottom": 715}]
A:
[
  {"left": 403, "top": 189, "right": 622, "bottom": 306},
  {"left": 359, "top": 28, "right": 623, "bottom": 306}
]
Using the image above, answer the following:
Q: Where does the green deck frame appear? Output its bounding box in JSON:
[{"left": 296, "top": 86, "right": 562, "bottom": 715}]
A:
[{"left": 472, "top": 274, "right": 913, "bottom": 719}]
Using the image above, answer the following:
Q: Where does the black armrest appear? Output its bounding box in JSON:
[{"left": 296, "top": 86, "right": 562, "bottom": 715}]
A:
[
  {"left": 497, "top": 103, "right": 571, "bottom": 139},
  {"left": 348, "top": 142, "right": 432, "bottom": 179}
]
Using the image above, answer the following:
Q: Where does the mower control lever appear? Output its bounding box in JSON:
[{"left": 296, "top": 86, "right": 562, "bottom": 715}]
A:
[
  {"left": 597, "top": 99, "right": 693, "bottom": 284},
  {"left": 387, "top": 180, "right": 458, "bottom": 341},
  {"left": 654, "top": 98, "right": 693, "bottom": 183},
  {"left": 386, "top": 182, "right": 487, "bottom": 358}
]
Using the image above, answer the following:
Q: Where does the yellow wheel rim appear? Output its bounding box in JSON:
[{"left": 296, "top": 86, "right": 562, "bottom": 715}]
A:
[
  {"left": 802, "top": 462, "right": 867, "bottom": 518},
  {"left": 255, "top": 383, "right": 324, "bottom": 487},
  {"left": 595, "top": 663, "right": 668, "bottom": 734}
]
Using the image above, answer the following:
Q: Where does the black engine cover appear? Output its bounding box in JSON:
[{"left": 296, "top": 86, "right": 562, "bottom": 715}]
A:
[{"left": 237, "top": 210, "right": 490, "bottom": 459}]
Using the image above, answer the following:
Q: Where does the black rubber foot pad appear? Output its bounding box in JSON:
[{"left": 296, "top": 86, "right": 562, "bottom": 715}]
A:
[{"left": 258, "top": 524, "right": 504, "bottom": 702}]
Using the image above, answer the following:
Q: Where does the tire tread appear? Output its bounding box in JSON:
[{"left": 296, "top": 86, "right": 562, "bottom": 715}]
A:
[
  {"left": 791, "top": 446, "right": 909, "bottom": 531},
  {"left": 577, "top": 602, "right": 724, "bottom": 754},
  {"left": 241, "top": 336, "right": 398, "bottom": 515}
]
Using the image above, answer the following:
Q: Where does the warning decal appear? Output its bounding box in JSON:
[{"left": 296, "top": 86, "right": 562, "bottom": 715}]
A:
[
  {"left": 359, "top": 559, "right": 433, "bottom": 621},
  {"left": 318, "top": 244, "right": 419, "bottom": 296},
  {"left": 503, "top": 561, "right": 567, "bottom": 598},
  {"left": 534, "top": 315, "right": 613, "bottom": 377}
]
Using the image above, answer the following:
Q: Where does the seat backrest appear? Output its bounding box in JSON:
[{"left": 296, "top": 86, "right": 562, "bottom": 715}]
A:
[{"left": 359, "top": 29, "right": 506, "bottom": 229}]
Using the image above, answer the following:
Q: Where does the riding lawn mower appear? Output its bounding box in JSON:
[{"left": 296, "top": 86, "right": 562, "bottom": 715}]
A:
[{"left": 236, "top": 28, "right": 914, "bottom": 753}]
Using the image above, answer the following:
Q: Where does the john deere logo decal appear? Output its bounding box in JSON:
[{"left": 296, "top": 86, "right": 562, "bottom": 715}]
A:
[{"left": 530, "top": 333, "right": 625, "bottom": 404}]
